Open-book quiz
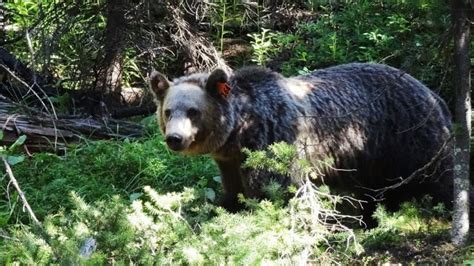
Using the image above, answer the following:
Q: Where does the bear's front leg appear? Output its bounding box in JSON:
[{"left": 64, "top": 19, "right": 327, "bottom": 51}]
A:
[{"left": 215, "top": 159, "right": 246, "bottom": 212}]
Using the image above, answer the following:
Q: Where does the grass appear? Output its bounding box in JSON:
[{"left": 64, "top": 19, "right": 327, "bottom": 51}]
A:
[
  {"left": 0, "top": 125, "right": 472, "bottom": 264},
  {"left": 0, "top": 126, "right": 219, "bottom": 226}
]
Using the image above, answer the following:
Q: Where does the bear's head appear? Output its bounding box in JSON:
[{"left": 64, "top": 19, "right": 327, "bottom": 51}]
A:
[{"left": 149, "top": 69, "right": 235, "bottom": 155}]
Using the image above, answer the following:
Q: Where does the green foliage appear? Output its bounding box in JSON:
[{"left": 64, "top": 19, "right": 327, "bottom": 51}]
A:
[
  {"left": 0, "top": 134, "right": 27, "bottom": 166},
  {"left": 209, "top": 0, "right": 246, "bottom": 54},
  {"left": 2, "top": 132, "right": 218, "bottom": 225},
  {"left": 248, "top": 28, "right": 279, "bottom": 66},
  {"left": 0, "top": 140, "right": 363, "bottom": 264},
  {"left": 244, "top": 142, "right": 364, "bottom": 259},
  {"left": 243, "top": 142, "right": 298, "bottom": 176},
  {"left": 361, "top": 198, "right": 450, "bottom": 250},
  {"left": 212, "top": 0, "right": 231, "bottom": 54},
  {"left": 0, "top": 179, "right": 361, "bottom": 264},
  {"left": 122, "top": 48, "right": 146, "bottom": 88},
  {"left": 250, "top": 1, "right": 451, "bottom": 98},
  {"left": 1, "top": 1, "right": 469, "bottom": 264},
  {"left": 5, "top": 1, "right": 107, "bottom": 90}
]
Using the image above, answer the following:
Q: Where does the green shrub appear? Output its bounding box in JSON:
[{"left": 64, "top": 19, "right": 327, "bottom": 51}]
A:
[
  {"left": 247, "top": 1, "right": 451, "bottom": 100},
  {"left": 0, "top": 136, "right": 463, "bottom": 264},
  {"left": 2, "top": 131, "right": 218, "bottom": 225},
  {"left": 1, "top": 142, "right": 365, "bottom": 264}
]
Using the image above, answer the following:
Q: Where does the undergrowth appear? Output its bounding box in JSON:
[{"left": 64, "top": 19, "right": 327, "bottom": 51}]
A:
[
  {"left": 248, "top": 1, "right": 452, "bottom": 100},
  {"left": 1, "top": 135, "right": 471, "bottom": 264},
  {"left": 1, "top": 1, "right": 473, "bottom": 264},
  {"left": 0, "top": 120, "right": 219, "bottom": 226}
]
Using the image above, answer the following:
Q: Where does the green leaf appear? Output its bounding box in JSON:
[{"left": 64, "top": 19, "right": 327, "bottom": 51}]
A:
[
  {"left": 129, "top": 192, "right": 143, "bottom": 201},
  {"left": 205, "top": 188, "right": 216, "bottom": 202},
  {"left": 6, "top": 155, "right": 25, "bottom": 165},
  {"left": 0, "top": 130, "right": 4, "bottom": 141},
  {"left": 463, "top": 260, "right": 474, "bottom": 266},
  {"left": 213, "top": 176, "right": 222, "bottom": 184},
  {"left": 9, "top": 135, "right": 27, "bottom": 151}
]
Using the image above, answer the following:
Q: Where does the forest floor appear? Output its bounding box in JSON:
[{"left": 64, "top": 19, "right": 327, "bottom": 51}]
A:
[{"left": 0, "top": 130, "right": 472, "bottom": 264}]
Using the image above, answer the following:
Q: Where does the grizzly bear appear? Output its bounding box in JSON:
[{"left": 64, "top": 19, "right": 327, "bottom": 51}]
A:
[{"left": 149, "top": 63, "right": 453, "bottom": 224}]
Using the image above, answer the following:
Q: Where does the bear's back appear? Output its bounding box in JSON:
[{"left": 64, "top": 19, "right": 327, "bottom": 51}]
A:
[
  {"left": 229, "top": 63, "right": 452, "bottom": 193},
  {"left": 295, "top": 63, "right": 452, "bottom": 192}
]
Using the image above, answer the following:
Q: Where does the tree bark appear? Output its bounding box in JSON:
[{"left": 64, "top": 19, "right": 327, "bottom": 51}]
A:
[
  {"left": 0, "top": 2, "right": 5, "bottom": 43},
  {"left": 97, "top": 0, "right": 127, "bottom": 96},
  {"left": 451, "top": 0, "right": 471, "bottom": 247}
]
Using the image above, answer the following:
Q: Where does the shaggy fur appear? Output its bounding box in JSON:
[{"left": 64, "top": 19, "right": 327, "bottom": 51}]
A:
[{"left": 150, "top": 63, "right": 453, "bottom": 223}]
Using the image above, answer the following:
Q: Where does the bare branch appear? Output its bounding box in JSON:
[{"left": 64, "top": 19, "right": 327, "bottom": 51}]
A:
[
  {"left": 2, "top": 156, "right": 40, "bottom": 226},
  {"left": 360, "top": 135, "right": 454, "bottom": 198}
]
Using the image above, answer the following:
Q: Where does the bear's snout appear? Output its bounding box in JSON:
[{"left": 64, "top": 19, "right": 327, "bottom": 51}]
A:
[{"left": 165, "top": 134, "right": 185, "bottom": 151}]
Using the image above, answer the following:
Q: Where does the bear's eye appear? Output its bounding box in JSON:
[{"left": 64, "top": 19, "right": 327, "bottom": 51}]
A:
[
  {"left": 187, "top": 108, "right": 200, "bottom": 118},
  {"left": 164, "top": 109, "right": 171, "bottom": 118}
]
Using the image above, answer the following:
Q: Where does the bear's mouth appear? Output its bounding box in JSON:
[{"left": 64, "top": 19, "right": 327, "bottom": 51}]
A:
[
  {"left": 167, "top": 139, "right": 196, "bottom": 153},
  {"left": 167, "top": 142, "right": 186, "bottom": 152}
]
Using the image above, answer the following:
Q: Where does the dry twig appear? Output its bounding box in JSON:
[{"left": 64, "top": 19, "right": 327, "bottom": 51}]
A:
[
  {"left": 286, "top": 171, "right": 364, "bottom": 264},
  {"left": 2, "top": 156, "right": 40, "bottom": 226},
  {"left": 362, "top": 135, "right": 454, "bottom": 198}
]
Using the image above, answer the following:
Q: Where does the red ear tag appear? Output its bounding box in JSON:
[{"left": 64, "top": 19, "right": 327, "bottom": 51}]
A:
[{"left": 216, "top": 82, "right": 231, "bottom": 98}]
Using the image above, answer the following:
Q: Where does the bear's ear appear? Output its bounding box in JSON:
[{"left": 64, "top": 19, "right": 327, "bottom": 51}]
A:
[
  {"left": 149, "top": 70, "right": 170, "bottom": 99},
  {"left": 205, "top": 68, "right": 231, "bottom": 99}
]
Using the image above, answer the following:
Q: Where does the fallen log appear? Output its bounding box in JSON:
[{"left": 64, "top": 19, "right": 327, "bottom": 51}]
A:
[
  {"left": 0, "top": 95, "right": 143, "bottom": 153},
  {"left": 0, "top": 47, "right": 146, "bottom": 151}
]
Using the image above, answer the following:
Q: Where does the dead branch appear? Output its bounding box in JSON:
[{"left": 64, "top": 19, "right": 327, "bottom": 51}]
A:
[
  {"left": 362, "top": 135, "right": 454, "bottom": 198},
  {"left": 169, "top": 4, "right": 231, "bottom": 74},
  {"left": 0, "top": 95, "right": 143, "bottom": 153},
  {"left": 0, "top": 48, "right": 58, "bottom": 99},
  {"left": 2, "top": 156, "right": 40, "bottom": 226},
  {"left": 111, "top": 105, "right": 156, "bottom": 119}
]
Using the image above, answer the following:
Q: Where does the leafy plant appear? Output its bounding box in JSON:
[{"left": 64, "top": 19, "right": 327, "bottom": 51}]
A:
[
  {"left": 209, "top": 0, "right": 244, "bottom": 54},
  {"left": 5, "top": 1, "right": 107, "bottom": 90},
  {"left": 248, "top": 28, "right": 279, "bottom": 66},
  {"left": 0, "top": 133, "right": 28, "bottom": 227},
  {"left": 0, "top": 133, "right": 27, "bottom": 166},
  {"left": 267, "top": 0, "right": 451, "bottom": 101}
]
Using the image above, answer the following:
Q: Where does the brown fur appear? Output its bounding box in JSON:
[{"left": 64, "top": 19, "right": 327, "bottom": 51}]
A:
[{"left": 150, "top": 63, "right": 453, "bottom": 225}]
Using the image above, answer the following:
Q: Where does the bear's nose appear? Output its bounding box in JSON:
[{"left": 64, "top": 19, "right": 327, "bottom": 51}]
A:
[{"left": 165, "top": 134, "right": 184, "bottom": 151}]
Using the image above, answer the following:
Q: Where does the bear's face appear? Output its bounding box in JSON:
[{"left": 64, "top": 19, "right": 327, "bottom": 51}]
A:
[{"left": 149, "top": 69, "right": 234, "bottom": 155}]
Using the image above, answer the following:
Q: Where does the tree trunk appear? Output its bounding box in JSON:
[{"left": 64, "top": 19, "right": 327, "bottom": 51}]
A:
[
  {"left": 0, "top": 2, "right": 5, "bottom": 43},
  {"left": 97, "top": 0, "right": 126, "bottom": 97},
  {"left": 451, "top": 0, "right": 471, "bottom": 247}
]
